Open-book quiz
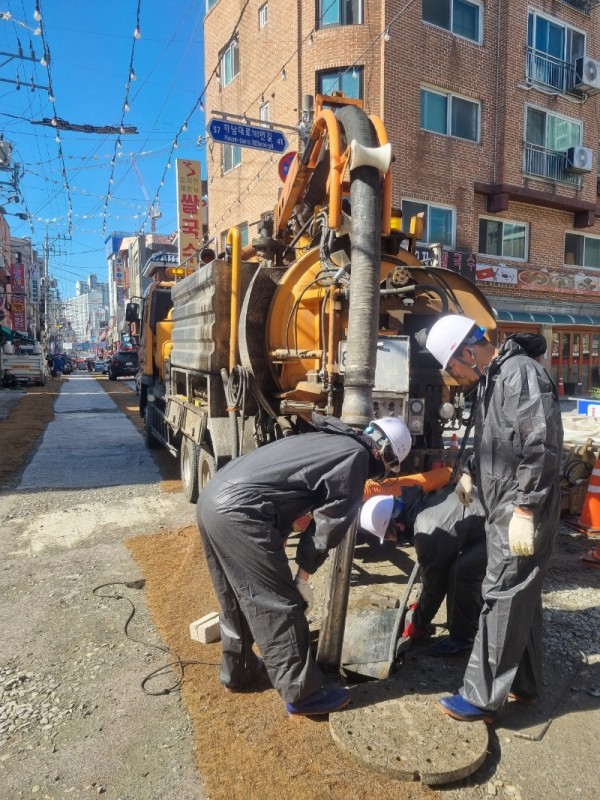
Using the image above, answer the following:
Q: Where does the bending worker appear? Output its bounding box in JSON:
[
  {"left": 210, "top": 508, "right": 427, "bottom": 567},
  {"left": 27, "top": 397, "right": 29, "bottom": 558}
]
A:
[
  {"left": 196, "top": 414, "right": 412, "bottom": 718},
  {"left": 361, "top": 486, "right": 487, "bottom": 656},
  {"left": 400, "top": 484, "right": 487, "bottom": 656},
  {"left": 425, "top": 315, "right": 563, "bottom": 723}
]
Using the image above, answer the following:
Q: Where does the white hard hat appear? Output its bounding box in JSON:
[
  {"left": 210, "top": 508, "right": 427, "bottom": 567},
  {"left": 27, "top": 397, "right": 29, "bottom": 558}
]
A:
[
  {"left": 370, "top": 416, "right": 412, "bottom": 468},
  {"left": 360, "top": 496, "right": 394, "bottom": 543},
  {"left": 425, "top": 315, "right": 479, "bottom": 369}
]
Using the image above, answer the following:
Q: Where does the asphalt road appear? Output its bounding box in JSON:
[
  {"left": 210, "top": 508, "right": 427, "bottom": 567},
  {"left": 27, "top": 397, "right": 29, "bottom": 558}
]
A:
[{"left": 0, "top": 375, "right": 202, "bottom": 800}]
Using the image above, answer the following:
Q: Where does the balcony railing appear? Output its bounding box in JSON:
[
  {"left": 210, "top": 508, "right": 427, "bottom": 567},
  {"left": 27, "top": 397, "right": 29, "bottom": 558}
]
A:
[
  {"left": 524, "top": 143, "right": 582, "bottom": 187},
  {"left": 526, "top": 47, "right": 577, "bottom": 94},
  {"left": 558, "top": 0, "right": 600, "bottom": 14}
]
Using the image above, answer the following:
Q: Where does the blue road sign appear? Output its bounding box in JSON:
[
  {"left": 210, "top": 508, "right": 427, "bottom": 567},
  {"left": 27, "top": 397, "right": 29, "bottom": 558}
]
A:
[{"left": 208, "top": 118, "right": 288, "bottom": 153}]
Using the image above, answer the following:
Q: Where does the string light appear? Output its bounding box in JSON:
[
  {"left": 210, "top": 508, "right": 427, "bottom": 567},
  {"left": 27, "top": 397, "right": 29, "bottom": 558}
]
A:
[
  {"left": 133, "top": 25, "right": 141, "bottom": 39},
  {"left": 280, "top": 68, "right": 286, "bottom": 81},
  {"left": 33, "top": 2, "right": 41, "bottom": 22},
  {"left": 124, "top": 101, "right": 130, "bottom": 112},
  {"left": 40, "top": 51, "right": 48, "bottom": 66},
  {"left": 129, "top": 68, "right": 136, "bottom": 81},
  {"left": 383, "top": 26, "right": 391, "bottom": 42}
]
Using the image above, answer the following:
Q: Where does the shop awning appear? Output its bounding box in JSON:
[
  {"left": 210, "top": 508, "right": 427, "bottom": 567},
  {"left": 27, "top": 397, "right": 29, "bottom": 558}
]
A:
[
  {"left": 495, "top": 310, "right": 600, "bottom": 326},
  {"left": 0, "top": 324, "right": 14, "bottom": 341}
]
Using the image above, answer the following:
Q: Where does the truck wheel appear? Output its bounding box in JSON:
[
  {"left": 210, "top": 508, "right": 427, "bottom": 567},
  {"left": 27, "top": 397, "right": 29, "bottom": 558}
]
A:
[
  {"left": 181, "top": 438, "right": 200, "bottom": 504},
  {"left": 144, "top": 408, "right": 159, "bottom": 449},
  {"left": 108, "top": 370, "right": 115, "bottom": 381},
  {"left": 199, "top": 446, "right": 216, "bottom": 490}
]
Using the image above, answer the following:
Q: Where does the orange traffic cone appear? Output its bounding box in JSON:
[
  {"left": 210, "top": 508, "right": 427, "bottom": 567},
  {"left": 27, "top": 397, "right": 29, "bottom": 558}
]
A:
[
  {"left": 581, "top": 541, "right": 600, "bottom": 568},
  {"left": 558, "top": 375, "right": 565, "bottom": 397},
  {"left": 568, "top": 456, "right": 600, "bottom": 534}
]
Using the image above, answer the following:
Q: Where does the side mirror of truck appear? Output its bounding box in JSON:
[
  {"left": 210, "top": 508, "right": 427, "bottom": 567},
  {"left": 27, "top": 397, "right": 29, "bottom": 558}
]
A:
[{"left": 125, "top": 302, "right": 140, "bottom": 324}]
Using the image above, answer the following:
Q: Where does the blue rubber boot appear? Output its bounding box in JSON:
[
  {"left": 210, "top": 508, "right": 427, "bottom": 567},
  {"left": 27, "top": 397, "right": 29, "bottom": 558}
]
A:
[
  {"left": 437, "top": 694, "right": 497, "bottom": 724},
  {"left": 286, "top": 686, "right": 351, "bottom": 716}
]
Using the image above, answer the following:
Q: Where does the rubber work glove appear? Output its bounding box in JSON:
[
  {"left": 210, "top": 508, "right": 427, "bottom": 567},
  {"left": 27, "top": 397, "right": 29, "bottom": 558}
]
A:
[
  {"left": 294, "top": 576, "right": 314, "bottom": 611},
  {"left": 508, "top": 510, "right": 536, "bottom": 556},
  {"left": 455, "top": 473, "right": 474, "bottom": 507}
]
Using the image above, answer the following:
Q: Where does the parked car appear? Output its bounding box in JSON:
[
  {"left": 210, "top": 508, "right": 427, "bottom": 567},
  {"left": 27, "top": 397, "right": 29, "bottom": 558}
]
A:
[
  {"left": 108, "top": 350, "right": 138, "bottom": 380},
  {"left": 94, "top": 361, "right": 104, "bottom": 372},
  {"left": 102, "top": 358, "right": 111, "bottom": 375}
]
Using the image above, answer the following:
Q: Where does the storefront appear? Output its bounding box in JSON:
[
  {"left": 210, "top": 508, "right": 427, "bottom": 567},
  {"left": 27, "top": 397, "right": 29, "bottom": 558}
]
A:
[{"left": 496, "top": 311, "right": 600, "bottom": 393}]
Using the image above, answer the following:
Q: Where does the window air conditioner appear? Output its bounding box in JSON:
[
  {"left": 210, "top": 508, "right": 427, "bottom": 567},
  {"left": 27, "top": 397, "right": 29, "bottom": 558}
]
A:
[
  {"left": 574, "top": 56, "right": 600, "bottom": 92},
  {"left": 566, "top": 146, "right": 593, "bottom": 174}
]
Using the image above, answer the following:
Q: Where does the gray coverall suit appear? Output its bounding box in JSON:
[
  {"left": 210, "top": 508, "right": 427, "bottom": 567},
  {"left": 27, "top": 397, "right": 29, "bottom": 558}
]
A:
[
  {"left": 460, "top": 334, "right": 563, "bottom": 710},
  {"left": 196, "top": 416, "right": 383, "bottom": 704},
  {"left": 401, "top": 485, "right": 486, "bottom": 642}
]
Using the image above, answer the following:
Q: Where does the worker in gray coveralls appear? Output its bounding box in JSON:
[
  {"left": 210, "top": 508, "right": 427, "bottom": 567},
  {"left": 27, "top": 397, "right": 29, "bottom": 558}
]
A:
[
  {"left": 196, "top": 414, "right": 412, "bottom": 717},
  {"left": 426, "top": 315, "right": 563, "bottom": 723}
]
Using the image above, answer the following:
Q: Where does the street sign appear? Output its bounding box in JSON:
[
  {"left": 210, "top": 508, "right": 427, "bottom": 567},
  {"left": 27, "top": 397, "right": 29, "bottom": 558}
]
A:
[
  {"left": 208, "top": 118, "right": 288, "bottom": 153},
  {"left": 279, "top": 151, "right": 297, "bottom": 181}
]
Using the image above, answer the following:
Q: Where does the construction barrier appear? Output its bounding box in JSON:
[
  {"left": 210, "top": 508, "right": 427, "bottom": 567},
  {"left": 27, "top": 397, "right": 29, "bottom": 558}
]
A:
[{"left": 567, "top": 456, "right": 600, "bottom": 534}]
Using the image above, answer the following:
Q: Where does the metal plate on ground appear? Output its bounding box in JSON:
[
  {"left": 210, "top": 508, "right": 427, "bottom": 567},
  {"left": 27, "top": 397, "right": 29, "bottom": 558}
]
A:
[{"left": 329, "top": 679, "right": 489, "bottom": 786}]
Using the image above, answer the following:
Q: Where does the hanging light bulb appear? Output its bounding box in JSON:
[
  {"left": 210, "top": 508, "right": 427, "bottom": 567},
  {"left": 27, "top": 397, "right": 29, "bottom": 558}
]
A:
[
  {"left": 133, "top": 25, "right": 141, "bottom": 39},
  {"left": 40, "top": 51, "right": 48, "bottom": 67},
  {"left": 352, "top": 67, "right": 358, "bottom": 79},
  {"left": 129, "top": 68, "right": 137, "bottom": 81},
  {"left": 116, "top": 138, "right": 122, "bottom": 149},
  {"left": 50, "top": 117, "right": 58, "bottom": 127},
  {"left": 124, "top": 101, "right": 130, "bottom": 112},
  {"left": 160, "top": 180, "right": 165, "bottom": 187},
  {"left": 281, "top": 68, "right": 287, "bottom": 81},
  {"left": 33, "top": 2, "right": 41, "bottom": 21},
  {"left": 308, "top": 31, "right": 314, "bottom": 47},
  {"left": 48, "top": 91, "right": 54, "bottom": 102},
  {"left": 182, "top": 123, "right": 188, "bottom": 132},
  {"left": 173, "top": 140, "right": 179, "bottom": 149},
  {"left": 55, "top": 134, "right": 60, "bottom": 143},
  {"left": 383, "top": 26, "right": 391, "bottom": 42},
  {"left": 166, "top": 162, "right": 172, "bottom": 169}
]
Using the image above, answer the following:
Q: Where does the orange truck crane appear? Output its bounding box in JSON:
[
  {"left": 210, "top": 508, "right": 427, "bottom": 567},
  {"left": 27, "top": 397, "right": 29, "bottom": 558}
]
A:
[{"left": 129, "top": 93, "right": 496, "bottom": 503}]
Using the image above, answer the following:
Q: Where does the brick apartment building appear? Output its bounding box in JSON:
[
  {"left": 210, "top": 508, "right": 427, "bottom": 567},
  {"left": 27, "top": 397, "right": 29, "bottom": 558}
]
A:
[{"left": 204, "top": 0, "right": 600, "bottom": 390}]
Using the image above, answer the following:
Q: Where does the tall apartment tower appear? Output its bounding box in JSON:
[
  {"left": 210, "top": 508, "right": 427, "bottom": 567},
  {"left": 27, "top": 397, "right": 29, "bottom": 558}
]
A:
[{"left": 204, "top": 0, "right": 600, "bottom": 391}]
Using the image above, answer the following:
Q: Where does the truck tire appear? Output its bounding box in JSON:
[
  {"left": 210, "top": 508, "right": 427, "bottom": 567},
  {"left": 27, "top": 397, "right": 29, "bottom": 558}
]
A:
[
  {"left": 180, "top": 437, "right": 200, "bottom": 504},
  {"left": 108, "top": 370, "right": 116, "bottom": 381},
  {"left": 198, "top": 446, "right": 216, "bottom": 490},
  {"left": 144, "top": 408, "right": 159, "bottom": 449}
]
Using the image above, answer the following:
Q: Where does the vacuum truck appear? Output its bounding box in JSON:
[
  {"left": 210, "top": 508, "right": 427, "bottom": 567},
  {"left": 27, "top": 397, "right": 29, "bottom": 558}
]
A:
[{"left": 132, "top": 93, "right": 496, "bottom": 502}]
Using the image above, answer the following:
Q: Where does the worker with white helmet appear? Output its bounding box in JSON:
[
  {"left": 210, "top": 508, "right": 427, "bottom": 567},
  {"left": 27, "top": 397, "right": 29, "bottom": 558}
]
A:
[
  {"left": 425, "top": 314, "right": 563, "bottom": 723},
  {"left": 360, "top": 486, "right": 487, "bottom": 656},
  {"left": 196, "top": 412, "right": 412, "bottom": 718}
]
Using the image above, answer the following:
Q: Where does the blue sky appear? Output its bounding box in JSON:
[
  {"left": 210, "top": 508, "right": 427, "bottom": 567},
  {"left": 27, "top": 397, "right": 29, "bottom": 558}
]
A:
[{"left": 0, "top": 0, "right": 205, "bottom": 298}]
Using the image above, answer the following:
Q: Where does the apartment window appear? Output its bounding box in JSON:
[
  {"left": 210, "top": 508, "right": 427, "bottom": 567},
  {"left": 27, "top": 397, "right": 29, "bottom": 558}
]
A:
[
  {"left": 527, "top": 12, "right": 584, "bottom": 93},
  {"left": 259, "top": 3, "right": 268, "bottom": 29},
  {"left": 317, "top": 0, "right": 363, "bottom": 28},
  {"left": 420, "top": 88, "right": 479, "bottom": 142},
  {"left": 401, "top": 200, "right": 455, "bottom": 248},
  {"left": 239, "top": 222, "right": 249, "bottom": 247},
  {"left": 317, "top": 67, "right": 362, "bottom": 99},
  {"left": 223, "top": 144, "right": 241, "bottom": 174},
  {"left": 478, "top": 217, "right": 528, "bottom": 261},
  {"left": 260, "top": 103, "right": 270, "bottom": 121},
  {"left": 525, "top": 107, "right": 581, "bottom": 184},
  {"left": 422, "top": 0, "right": 481, "bottom": 43},
  {"left": 220, "top": 39, "right": 239, "bottom": 88},
  {"left": 565, "top": 232, "right": 600, "bottom": 268}
]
